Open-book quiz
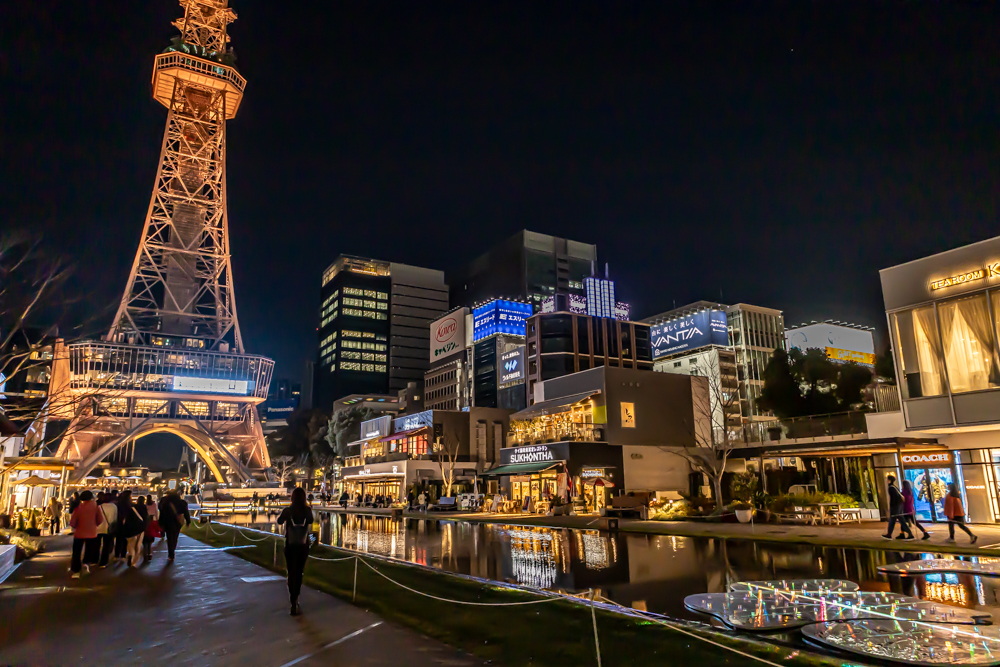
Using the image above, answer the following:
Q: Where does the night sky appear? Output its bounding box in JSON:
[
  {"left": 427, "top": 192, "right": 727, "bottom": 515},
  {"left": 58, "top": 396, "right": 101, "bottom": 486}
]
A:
[{"left": 6, "top": 0, "right": 999, "bottom": 394}]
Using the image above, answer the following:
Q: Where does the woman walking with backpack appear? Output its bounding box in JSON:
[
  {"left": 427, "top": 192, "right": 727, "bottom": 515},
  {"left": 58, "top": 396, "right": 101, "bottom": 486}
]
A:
[{"left": 276, "top": 487, "right": 313, "bottom": 616}]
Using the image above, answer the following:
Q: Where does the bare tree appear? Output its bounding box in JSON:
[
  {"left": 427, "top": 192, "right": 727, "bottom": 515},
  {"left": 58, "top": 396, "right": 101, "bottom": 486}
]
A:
[
  {"left": 661, "top": 350, "right": 743, "bottom": 506},
  {"left": 270, "top": 455, "right": 296, "bottom": 484},
  {"left": 0, "top": 232, "right": 120, "bottom": 472},
  {"left": 312, "top": 453, "right": 337, "bottom": 492},
  {"left": 433, "top": 430, "right": 462, "bottom": 498}
]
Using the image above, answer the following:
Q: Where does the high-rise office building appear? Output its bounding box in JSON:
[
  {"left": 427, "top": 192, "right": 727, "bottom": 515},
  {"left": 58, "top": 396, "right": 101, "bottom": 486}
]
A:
[
  {"left": 315, "top": 255, "right": 448, "bottom": 411},
  {"left": 448, "top": 230, "right": 597, "bottom": 308},
  {"left": 644, "top": 301, "right": 785, "bottom": 425},
  {"left": 726, "top": 304, "right": 786, "bottom": 422},
  {"left": 525, "top": 310, "right": 653, "bottom": 404}
]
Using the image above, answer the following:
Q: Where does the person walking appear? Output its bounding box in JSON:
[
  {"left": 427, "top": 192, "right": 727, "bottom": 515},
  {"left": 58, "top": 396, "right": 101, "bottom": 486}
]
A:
[
  {"left": 97, "top": 492, "right": 118, "bottom": 567},
  {"left": 44, "top": 496, "right": 63, "bottom": 535},
  {"left": 158, "top": 489, "right": 191, "bottom": 562},
  {"left": 141, "top": 495, "right": 159, "bottom": 562},
  {"left": 901, "top": 479, "right": 931, "bottom": 540},
  {"left": 882, "top": 475, "right": 913, "bottom": 540},
  {"left": 114, "top": 491, "right": 131, "bottom": 562},
  {"left": 69, "top": 490, "right": 104, "bottom": 579},
  {"left": 944, "top": 483, "right": 978, "bottom": 544},
  {"left": 147, "top": 494, "right": 165, "bottom": 543},
  {"left": 276, "top": 487, "right": 313, "bottom": 616},
  {"left": 117, "top": 490, "right": 146, "bottom": 567},
  {"left": 417, "top": 491, "right": 427, "bottom": 512}
]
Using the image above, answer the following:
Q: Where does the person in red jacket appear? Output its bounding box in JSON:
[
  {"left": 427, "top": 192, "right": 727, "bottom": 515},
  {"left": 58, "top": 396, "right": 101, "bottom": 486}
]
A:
[
  {"left": 69, "top": 490, "right": 104, "bottom": 578},
  {"left": 943, "top": 483, "right": 978, "bottom": 544}
]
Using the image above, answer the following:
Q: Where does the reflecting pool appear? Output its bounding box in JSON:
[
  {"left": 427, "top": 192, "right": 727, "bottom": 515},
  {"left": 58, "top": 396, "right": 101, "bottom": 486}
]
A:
[{"left": 213, "top": 510, "right": 1000, "bottom": 622}]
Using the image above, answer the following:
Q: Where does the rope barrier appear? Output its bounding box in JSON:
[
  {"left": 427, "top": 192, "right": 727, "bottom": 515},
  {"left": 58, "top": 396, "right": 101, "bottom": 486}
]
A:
[
  {"left": 356, "top": 557, "right": 567, "bottom": 607},
  {"left": 195, "top": 519, "right": 796, "bottom": 666},
  {"left": 234, "top": 527, "right": 273, "bottom": 543},
  {"left": 588, "top": 592, "right": 786, "bottom": 667},
  {"left": 306, "top": 553, "right": 357, "bottom": 562}
]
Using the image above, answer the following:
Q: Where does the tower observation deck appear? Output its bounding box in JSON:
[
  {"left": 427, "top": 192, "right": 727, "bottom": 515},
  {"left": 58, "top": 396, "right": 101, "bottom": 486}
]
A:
[{"left": 47, "top": 1, "right": 274, "bottom": 484}]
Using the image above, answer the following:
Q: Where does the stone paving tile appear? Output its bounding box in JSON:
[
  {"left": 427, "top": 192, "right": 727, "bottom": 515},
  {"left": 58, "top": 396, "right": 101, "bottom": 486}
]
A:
[{"left": 0, "top": 534, "right": 479, "bottom": 666}]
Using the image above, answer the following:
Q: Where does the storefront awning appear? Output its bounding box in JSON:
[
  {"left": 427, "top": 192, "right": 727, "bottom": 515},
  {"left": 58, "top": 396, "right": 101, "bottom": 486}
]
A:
[
  {"left": 378, "top": 426, "right": 429, "bottom": 442},
  {"left": 509, "top": 391, "right": 600, "bottom": 421},
  {"left": 481, "top": 461, "right": 563, "bottom": 478}
]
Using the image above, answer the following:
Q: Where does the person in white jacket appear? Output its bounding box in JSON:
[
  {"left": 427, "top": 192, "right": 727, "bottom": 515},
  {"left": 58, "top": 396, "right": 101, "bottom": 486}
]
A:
[{"left": 96, "top": 493, "right": 118, "bottom": 568}]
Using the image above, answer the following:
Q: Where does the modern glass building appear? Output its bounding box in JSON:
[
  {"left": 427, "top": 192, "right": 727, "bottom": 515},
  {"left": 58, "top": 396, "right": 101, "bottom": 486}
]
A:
[
  {"left": 315, "top": 255, "right": 448, "bottom": 411},
  {"left": 525, "top": 311, "right": 653, "bottom": 404},
  {"left": 447, "top": 230, "right": 597, "bottom": 308},
  {"left": 644, "top": 301, "right": 785, "bottom": 425}
]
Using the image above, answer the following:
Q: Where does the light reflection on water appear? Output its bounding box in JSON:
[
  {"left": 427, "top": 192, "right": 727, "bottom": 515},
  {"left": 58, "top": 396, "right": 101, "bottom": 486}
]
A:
[{"left": 213, "top": 510, "right": 1000, "bottom": 620}]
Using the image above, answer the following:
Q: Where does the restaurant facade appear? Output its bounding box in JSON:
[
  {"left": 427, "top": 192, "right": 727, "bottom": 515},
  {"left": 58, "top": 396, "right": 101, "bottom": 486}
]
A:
[
  {"left": 338, "top": 408, "right": 511, "bottom": 500},
  {"left": 483, "top": 366, "right": 705, "bottom": 511}
]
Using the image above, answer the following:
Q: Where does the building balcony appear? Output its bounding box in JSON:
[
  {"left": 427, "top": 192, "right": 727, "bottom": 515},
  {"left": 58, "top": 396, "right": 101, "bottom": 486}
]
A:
[{"left": 510, "top": 423, "right": 604, "bottom": 446}]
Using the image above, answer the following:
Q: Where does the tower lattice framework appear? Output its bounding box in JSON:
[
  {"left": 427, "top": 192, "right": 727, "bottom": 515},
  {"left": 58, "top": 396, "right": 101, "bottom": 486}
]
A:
[
  {"left": 45, "top": 1, "right": 274, "bottom": 484},
  {"left": 111, "top": 0, "right": 244, "bottom": 350}
]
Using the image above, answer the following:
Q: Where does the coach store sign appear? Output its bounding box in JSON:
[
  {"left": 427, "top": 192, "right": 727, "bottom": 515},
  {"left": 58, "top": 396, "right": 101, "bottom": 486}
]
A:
[
  {"left": 901, "top": 452, "right": 951, "bottom": 465},
  {"left": 500, "top": 443, "right": 570, "bottom": 465}
]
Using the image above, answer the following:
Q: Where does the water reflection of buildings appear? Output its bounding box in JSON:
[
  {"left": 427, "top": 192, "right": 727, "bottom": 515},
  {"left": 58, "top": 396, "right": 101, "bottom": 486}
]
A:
[
  {"left": 339, "top": 514, "right": 406, "bottom": 559},
  {"left": 505, "top": 527, "right": 564, "bottom": 589}
]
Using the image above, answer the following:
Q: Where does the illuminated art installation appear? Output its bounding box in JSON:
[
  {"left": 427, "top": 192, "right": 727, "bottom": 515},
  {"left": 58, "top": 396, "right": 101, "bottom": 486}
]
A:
[
  {"left": 730, "top": 579, "right": 859, "bottom": 593},
  {"left": 880, "top": 559, "right": 1000, "bottom": 578},
  {"left": 801, "top": 619, "right": 1000, "bottom": 666},
  {"left": 686, "top": 579, "right": 998, "bottom": 665},
  {"left": 685, "top": 589, "right": 988, "bottom": 632}
]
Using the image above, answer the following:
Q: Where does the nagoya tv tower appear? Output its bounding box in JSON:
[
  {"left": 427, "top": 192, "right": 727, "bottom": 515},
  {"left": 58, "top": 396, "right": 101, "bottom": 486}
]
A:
[{"left": 52, "top": 1, "right": 274, "bottom": 485}]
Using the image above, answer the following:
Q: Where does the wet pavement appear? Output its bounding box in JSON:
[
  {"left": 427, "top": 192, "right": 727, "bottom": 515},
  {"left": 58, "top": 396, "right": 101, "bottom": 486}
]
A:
[{"left": 0, "top": 533, "right": 477, "bottom": 666}]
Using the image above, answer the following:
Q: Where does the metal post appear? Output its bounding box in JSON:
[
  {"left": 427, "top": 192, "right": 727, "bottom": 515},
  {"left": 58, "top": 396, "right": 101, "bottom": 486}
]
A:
[
  {"left": 353, "top": 556, "right": 359, "bottom": 602},
  {"left": 589, "top": 589, "right": 602, "bottom": 667}
]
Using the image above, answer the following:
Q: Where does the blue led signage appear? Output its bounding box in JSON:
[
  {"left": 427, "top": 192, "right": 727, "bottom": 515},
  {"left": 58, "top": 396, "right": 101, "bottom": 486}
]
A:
[
  {"left": 651, "top": 310, "right": 729, "bottom": 359},
  {"left": 472, "top": 299, "right": 533, "bottom": 342}
]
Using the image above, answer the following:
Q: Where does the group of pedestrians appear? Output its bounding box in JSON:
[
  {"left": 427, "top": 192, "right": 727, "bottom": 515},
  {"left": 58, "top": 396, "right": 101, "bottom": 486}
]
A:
[
  {"left": 884, "top": 475, "right": 977, "bottom": 543},
  {"left": 67, "top": 489, "right": 192, "bottom": 578}
]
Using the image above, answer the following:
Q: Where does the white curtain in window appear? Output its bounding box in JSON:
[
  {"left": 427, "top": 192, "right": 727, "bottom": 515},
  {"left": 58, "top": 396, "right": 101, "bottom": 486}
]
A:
[
  {"left": 939, "top": 295, "right": 997, "bottom": 393},
  {"left": 912, "top": 306, "right": 944, "bottom": 396}
]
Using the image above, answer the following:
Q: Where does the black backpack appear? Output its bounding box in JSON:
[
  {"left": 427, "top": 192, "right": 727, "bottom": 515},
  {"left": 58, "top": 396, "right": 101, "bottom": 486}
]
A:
[{"left": 286, "top": 514, "right": 309, "bottom": 545}]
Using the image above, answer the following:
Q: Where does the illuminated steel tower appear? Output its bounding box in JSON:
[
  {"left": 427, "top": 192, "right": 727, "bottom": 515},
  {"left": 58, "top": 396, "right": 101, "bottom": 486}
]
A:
[
  {"left": 51, "top": 1, "right": 273, "bottom": 484},
  {"left": 111, "top": 0, "right": 246, "bottom": 350}
]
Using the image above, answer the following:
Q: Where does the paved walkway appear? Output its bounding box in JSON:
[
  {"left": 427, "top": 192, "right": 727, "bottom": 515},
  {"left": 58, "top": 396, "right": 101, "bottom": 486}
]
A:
[{"left": 0, "top": 534, "right": 477, "bottom": 666}]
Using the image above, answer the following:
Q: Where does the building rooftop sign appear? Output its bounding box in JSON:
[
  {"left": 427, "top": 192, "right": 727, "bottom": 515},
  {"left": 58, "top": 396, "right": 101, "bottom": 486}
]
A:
[
  {"left": 473, "top": 299, "right": 533, "bottom": 342},
  {"left": 650, "top": 310, "right": 729, "bottom": 359}
]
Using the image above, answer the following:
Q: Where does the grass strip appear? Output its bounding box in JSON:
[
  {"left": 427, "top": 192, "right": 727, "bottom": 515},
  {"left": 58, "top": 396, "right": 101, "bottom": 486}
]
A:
[{"left": 184, "top": 521, "right": 845, "bottom": 667}]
